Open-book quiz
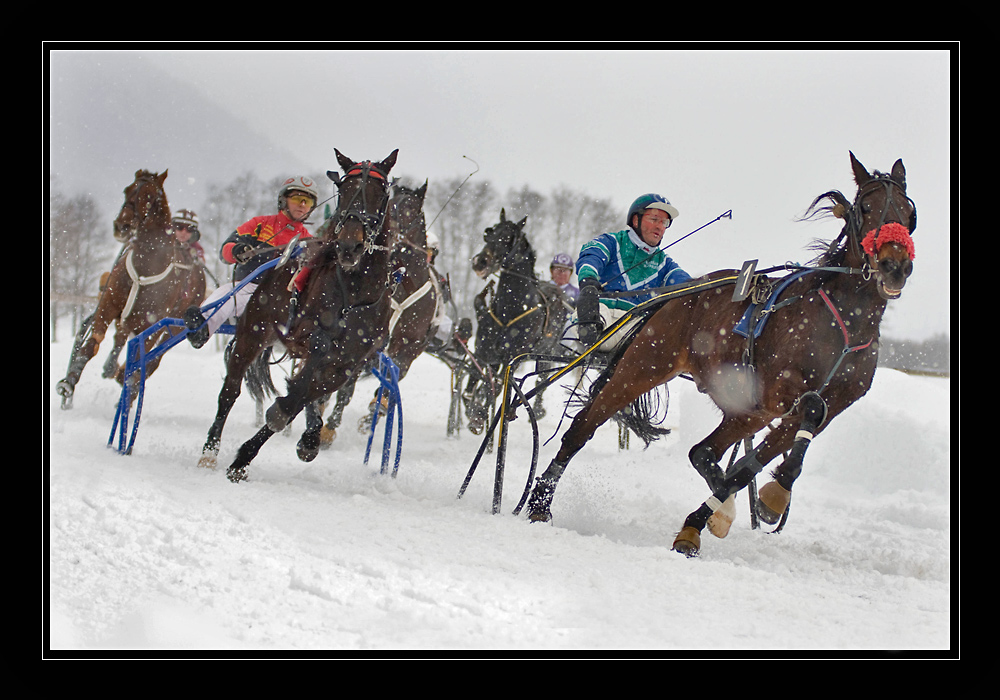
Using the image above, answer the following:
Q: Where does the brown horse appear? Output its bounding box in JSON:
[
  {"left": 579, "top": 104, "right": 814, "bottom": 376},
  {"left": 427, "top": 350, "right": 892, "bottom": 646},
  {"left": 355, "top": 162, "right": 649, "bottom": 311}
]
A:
[
  {"left": 56, "top": 169, "right": 206, "bottom": 409},
  {"left": 318, "top": 180, "right": 441, "bottom": 441},
  {"left": 221, "top": 149, "right": 400, "bottom": 483},
  {"left": 525, "top": 152, "right": 917, "bottom": 557}
]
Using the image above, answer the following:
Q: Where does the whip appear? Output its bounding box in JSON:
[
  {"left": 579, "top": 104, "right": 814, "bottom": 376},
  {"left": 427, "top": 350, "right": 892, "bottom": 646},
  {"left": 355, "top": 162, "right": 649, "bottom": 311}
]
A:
[
  {"left": 425, "top": 156, "right": 480, "bottom": 233},
  {"left": 601, "top": 209, "right": 733, "bottom": 289}
]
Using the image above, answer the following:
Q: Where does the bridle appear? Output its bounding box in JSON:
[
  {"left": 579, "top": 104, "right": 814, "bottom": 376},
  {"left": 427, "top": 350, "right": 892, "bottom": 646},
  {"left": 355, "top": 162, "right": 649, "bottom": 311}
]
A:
[
  {"left": 115, "top": 173, "right": 167, "bottom": 241},
  {"left": 479, "top": 221, "right": 531, "bottom": 278},
  {"left": 332, "top": 160, "right": 393, "bottom": 254},
  {"left": 843, "top": 173, "right": 917, "bottom": 273}
]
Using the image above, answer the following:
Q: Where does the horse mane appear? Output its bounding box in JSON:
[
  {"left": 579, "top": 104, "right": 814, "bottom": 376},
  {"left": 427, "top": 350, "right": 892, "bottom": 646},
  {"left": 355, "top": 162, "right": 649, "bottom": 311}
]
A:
[
  {"left": 520, "top": 235, "right": 538, "bottom": 271},
  {"left": 799, "top": 189, "right": 853, "bottom": 268}
]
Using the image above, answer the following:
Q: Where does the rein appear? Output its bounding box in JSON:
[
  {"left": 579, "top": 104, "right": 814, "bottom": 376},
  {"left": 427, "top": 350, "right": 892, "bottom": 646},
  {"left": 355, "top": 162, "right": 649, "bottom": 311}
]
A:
[{"left": 332, "top": 160, "right": 393, "bottom": 255}]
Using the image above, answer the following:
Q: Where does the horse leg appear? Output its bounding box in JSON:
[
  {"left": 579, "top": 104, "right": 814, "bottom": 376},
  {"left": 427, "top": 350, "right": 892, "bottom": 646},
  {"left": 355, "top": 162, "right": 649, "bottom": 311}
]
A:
[
  {"left": 102, "top": 323, "right": 128, "bottom": 379},
  {"left": 447, "top": 363, "right": 467, "bottom": 437},
  {"left": 56, "top": 300, "right": 120, "bottom": 409},
  {"left": 198, "top": 340, "right": 260, "bottom": 469},
  {"left": 296, "top": 400, "right": 327, "bottom": 463},
  {"left": 532, "top": 361, "right": 551, "bottom": 419},
  {"left": 672, "top": 392, "right": 828, "bottom": 556},
  {"left": 526, "top": 351, "right": 678, "bottom": 523},
  {"left": 322, "top": 375, "right": 358, "bottom": 445},
  {"left": 683, "top": 413, "right": 773, "bottom": 539},
  {"left": 756, "top": 391, "right": 830, "bottom": 525},
  {"left": 229, "top": 370, "right": 316, "bottom": 482},
  {"left": 226, "top": 425, "right": 277, "bottom": 483},
  {"left": 462, "top": 372, "right": 483, "bottom": 435},
  {"left": 357, "top": 388, "right": 390, "bottom": 434}
]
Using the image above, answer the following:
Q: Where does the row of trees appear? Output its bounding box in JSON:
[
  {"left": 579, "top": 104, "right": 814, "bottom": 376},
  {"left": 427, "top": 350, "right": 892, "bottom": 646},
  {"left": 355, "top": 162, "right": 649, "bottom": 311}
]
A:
[
  {"left": 197, "top": 171, "right": 623, "bottom": 319},
  {"left": 48, "top": 169, "right": 623, "bottom": 334},
  {"left": 877, "top": 333, "right": 951, "bottom": 375}
]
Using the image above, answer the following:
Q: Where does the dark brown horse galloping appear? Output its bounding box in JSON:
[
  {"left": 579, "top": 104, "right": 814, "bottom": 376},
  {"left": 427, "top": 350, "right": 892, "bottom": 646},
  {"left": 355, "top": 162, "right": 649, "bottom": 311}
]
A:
[
  {"left": 319, "top": 180, "right": 441, "bottom": 441},
  {"left": 224, "top": 149, "right": 400, "bottom": 483},
  {"left": 56, "top": 170, "right": 206, "bottom": 409},
  {"left": 525, "top": 152, "right": 917, "bottom": 557}
]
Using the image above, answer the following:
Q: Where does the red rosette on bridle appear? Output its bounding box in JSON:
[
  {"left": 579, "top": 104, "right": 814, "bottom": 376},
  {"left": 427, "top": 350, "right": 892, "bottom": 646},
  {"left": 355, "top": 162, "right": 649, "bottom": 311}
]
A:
[{"left": 861, "top": 222, "right": 916, "bottom": 260}]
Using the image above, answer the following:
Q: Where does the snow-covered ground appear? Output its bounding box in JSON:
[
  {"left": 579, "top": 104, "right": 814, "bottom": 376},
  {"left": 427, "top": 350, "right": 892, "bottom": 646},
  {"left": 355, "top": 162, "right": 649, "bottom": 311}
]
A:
[{"left": 47, "top": 330, "right": 952, "bottom": 654}]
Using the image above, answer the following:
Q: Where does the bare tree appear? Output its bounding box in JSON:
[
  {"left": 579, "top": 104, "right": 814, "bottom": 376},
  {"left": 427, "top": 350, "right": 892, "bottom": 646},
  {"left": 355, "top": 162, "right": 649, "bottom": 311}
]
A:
[
  {"left": 425, "top": 178, "right": 500, "bottom": 318},
  {"left": 49, "top": 185, "right": 108, "bottom": 341}
]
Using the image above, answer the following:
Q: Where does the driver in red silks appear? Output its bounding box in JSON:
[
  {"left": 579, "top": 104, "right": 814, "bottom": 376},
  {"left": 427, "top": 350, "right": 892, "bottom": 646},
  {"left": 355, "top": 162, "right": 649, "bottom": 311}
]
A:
[{"left": 184, "top": 176, "right": 316, "bottom": 348}]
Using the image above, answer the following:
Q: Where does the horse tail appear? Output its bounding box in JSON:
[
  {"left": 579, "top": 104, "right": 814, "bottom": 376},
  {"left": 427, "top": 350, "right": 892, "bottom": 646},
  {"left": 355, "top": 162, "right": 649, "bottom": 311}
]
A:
[
  {"left": 578, "top": 307, "right": 671, "bottom": 447},
  {"left": 231, "top": 340, "right": 278, "bottom": 402}
]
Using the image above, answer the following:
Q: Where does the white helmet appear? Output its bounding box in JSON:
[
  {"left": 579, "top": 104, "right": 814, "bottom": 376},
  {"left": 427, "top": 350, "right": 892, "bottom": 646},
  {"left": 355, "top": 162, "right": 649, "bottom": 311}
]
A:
[
  {"left": 172, "top": 208, "right": 199, "bottom": 229},
  {"left": 278, "top": 176, "right": 320, "bottom": 211},
  {"left": 171, "top": 208, "right": 200, "bottom": 241}
]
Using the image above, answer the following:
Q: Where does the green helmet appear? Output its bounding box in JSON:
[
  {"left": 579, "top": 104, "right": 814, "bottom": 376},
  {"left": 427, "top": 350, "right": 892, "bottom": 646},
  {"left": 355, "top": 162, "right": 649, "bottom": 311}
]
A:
[{"left": 627, "top": 193, "right": 679, "bottom": 231}]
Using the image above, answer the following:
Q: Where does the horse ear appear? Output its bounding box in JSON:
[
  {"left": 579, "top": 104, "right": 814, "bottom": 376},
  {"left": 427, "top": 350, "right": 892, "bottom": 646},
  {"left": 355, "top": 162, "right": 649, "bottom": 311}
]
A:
[
  {"left": 499, "top": 208, "right": 507, "bottom": 222},
  {"left": 517, "top": 216, "right": 527, "bottom": 229},
  {"left": 380, "top": 149, "right": 399, "bottom": 174},
  {"left": 850, "top": 151, "right": 871, "bottom": 186},
  {"left": 327, "top": 170, "right": 342, "bottom": 186},
  {"left": 158, "top": 169, "right": 168, "bottom": 185},
  {"left": 335, "top": 148, "right": 354, "bottom": 173},
  {"left": 891, "top": 159, "right": 907, "bottom": 190},
  {"left": 417, "top": 179, "right": 428, "bottom": 198}
]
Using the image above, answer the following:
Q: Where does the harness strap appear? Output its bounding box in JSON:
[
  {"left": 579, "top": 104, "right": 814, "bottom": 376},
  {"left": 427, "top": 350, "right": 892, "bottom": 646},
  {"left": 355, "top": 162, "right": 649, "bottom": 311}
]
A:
[
  {"left": 122, "top": 247, "right": 193, "bottom": 319},
  {"left": 817, "top": 288, "right": 874, "bottom": 354},
  {"left": 388, "top": 280, "right": 434, "bottom": 337},
  {"left": 814, "top": 287, "right": 875, "bottom": 395},
  {"left": 489, "top": 304, "right": 540, "bottom": 329}
]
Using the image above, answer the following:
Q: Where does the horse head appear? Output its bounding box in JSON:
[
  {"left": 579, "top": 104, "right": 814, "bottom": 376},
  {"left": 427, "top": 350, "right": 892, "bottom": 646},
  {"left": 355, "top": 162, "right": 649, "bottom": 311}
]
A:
[
  {"left": 847, "top": 151, "right": 916, "bottom": 300},
  {"left": 113, "top": 169, "right": 170, "bottom": 243},
  {"left": 387, "top": 180, "right": 429, "bottom": 256},
  {"left": 326, "top": 149, "right": 398, "bottom": 270},
  {"left": 471, "top": 208, "right": 530, "bottom": 279},
  {"left": 806, "top": 152, "right": 917, "bottom": 302}
]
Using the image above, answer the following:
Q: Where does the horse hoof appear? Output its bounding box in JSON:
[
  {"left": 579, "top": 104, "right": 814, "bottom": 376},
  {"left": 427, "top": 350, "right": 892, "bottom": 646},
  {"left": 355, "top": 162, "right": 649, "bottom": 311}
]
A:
[
  {"left": 56, "top": 381, "right": 74, "bottom": 409},
  {"left": 706, "top": 495, "right": 736, "bottom": 538},
  {"left": 319, "top": 426, "right": 336, "bottom": 448},
  {"left": 227, "top": 466, "right": 248, "bottom": 483},
  {"left": 197, "top": 453, "right": 218, "bottom": 470},
  {"left": 757, "top": 481, "right": 791, "bottom": 525},
  {"left": 527, "top": 505, "right": 552, "bottom": 523},
  {"left": 468, "top": 415, "right": 485, "bottom": 435},
  {"left": 296, "top": 436, "right": 319, "bottom": 462},
  {"left": 672, "top": 526, "right": 702, "bottom": 557}
]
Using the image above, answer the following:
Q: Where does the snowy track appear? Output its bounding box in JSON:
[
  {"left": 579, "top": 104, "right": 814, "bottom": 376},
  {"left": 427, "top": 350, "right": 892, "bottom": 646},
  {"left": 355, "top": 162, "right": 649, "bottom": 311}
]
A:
[{"left": 48, "top": 334, "right": 951, "bottom": 652}]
